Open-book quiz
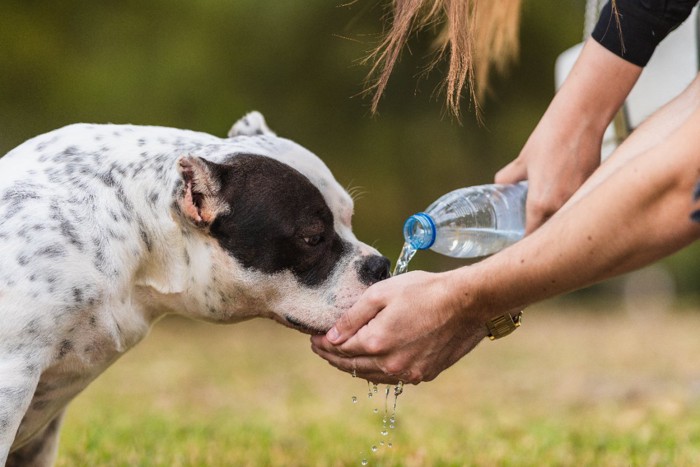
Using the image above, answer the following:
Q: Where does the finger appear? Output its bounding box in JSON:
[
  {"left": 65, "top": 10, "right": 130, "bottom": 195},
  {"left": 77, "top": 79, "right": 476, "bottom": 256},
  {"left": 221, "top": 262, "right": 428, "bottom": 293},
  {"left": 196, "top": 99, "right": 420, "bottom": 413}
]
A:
[
  {"left": 359, "top": 373, "right": 405, "bottom": 385},
  {"left": 309, "top": 350, "right": 362, "bottom": 375},
  {"left": 525, "top": 205, "right": 547, "bottom": 234},
  {"left": 521, "top": 183, "right": 547, "bottom": 234},
  {"left": 494, "top": 158, "right": 526, "bottom": 185},
  {"left": 309, "top": 344, "right": 354, "bottom": 371},
  {"left": 311, "top": 344, "right": 393, "bottom": 380},
  {"left": 311, "top": 328, "right": 376, "bottom": 359},
  {"left": 310, "top": 334, "right": 350, "bottom": 356},
  {"left": 325, "top": 286, "right": 385, "bottom": 345}
]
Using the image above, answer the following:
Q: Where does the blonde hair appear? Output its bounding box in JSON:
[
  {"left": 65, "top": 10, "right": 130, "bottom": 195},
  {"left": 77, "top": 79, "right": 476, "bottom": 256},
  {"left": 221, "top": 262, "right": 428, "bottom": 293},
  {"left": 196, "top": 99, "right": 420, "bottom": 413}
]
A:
[{"left": 365, "top": 0, "right": 523, "bottom": 119}]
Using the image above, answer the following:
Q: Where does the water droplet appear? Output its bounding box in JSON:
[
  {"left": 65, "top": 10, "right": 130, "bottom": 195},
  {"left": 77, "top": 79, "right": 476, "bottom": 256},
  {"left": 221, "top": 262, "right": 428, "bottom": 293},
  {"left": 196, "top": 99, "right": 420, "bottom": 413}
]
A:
[
  {"left": 381, "top": 430, "right": 388, "bottom": 436},
  {"left": 361, "top": 459, "right": 368, "bottom": 465},
  {"left": 389, "top": 417, "right": 395, "bottom": 424},
  {"left": 373, "top": 383, "right": 378, "bottom": 393},
  {"left": 352, "top": 396, "right": 357, "bottom": 404},
  {"left": 380, "top": 441, "right": 385, "bottom": 446},
  {"left": 390, "top": 424, "right": 395, "bottom": 429},
  {"left": 388, "top": 443, "right": 393, "bottom": 448},
  {"left": 373, "top": 408, "right": 378, "bottom": 414},
  {"left": 371, "top": 445, "right": 378, "bottom": 452}
]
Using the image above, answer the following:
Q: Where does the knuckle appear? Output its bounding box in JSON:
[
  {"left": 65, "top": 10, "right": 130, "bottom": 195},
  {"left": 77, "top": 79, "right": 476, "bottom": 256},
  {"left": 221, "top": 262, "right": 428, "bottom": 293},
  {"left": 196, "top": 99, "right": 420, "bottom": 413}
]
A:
[
  {"left": 410, "top": 368, "right": 425, "bottom": 384},
  {"left": 407, "top": 369, "right": 424, "bottom": 385},
  {"left": 382, "top": 358, "right": 405, "bottom": 377},
  {"left": 528, "top": 196, "right": 556, "bottom": 218},
  {"left": 494, "top": 171, "right": 507, "bottom": 184},
  {"left": 364, "top": 287, "right": 384, "bottom": 307},
  {"left": 364, "top": 335, "right": 385, "bottom": 355}
]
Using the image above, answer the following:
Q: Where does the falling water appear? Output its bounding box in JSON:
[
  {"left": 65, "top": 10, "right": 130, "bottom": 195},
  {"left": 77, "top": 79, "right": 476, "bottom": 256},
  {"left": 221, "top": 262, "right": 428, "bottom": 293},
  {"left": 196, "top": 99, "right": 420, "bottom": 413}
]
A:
[
  {"left": 393, "top": 242, "right": 417, "bottom": 276},
  {"left": 353, "top": 381, "right": 405, "bottom": 465},
  {"left": 353, "top": 243, "right": 415, "bottom": 465}
]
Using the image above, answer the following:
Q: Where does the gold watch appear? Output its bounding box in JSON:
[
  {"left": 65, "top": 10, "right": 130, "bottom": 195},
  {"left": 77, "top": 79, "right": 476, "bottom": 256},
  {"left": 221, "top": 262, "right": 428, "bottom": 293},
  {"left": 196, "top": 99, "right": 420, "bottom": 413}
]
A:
[{"left": 486, "top": 311, "right": 523, "bottom": 340}]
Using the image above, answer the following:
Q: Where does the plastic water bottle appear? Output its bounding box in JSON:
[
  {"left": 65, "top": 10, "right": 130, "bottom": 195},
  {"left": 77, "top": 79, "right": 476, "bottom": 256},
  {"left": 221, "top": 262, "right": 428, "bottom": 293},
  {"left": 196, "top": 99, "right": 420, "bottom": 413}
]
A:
[{"left": 402, "top": 182, "right": 528, "bottom": 258}]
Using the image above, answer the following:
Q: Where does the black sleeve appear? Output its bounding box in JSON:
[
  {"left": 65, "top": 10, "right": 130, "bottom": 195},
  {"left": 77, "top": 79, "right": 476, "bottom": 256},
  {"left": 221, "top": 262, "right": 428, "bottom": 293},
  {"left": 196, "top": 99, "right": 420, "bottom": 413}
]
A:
[{"left": 591, "top": 0, "right": 699, "bottom": 66}]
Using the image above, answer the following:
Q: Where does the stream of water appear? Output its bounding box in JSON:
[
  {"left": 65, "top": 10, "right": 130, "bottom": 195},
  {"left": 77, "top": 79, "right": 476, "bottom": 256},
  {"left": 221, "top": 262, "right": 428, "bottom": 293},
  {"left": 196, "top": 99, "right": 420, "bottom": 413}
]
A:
[{"left": 353, "top": 243, "right": 417, "bottom": 464}]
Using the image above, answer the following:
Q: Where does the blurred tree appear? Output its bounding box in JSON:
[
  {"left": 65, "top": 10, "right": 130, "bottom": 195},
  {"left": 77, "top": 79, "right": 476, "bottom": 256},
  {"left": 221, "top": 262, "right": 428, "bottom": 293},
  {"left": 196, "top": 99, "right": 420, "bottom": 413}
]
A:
[{"left": 0, "top": 0, "right": 697, "bottom": 297}]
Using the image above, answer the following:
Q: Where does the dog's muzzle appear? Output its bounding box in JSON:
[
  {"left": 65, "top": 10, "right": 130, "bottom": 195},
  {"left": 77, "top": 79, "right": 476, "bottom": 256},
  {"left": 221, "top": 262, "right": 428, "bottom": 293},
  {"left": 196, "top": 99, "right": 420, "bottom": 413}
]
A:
[{"left": 358, "top": 255, "right": 391, "bottom": 285}]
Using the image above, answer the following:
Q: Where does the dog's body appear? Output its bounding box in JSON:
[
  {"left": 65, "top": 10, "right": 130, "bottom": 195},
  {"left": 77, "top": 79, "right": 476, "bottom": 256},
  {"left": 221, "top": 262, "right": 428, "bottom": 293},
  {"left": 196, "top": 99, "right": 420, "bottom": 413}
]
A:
[{"left": 0, "top": 112, "right": 389, "bottom": 466}]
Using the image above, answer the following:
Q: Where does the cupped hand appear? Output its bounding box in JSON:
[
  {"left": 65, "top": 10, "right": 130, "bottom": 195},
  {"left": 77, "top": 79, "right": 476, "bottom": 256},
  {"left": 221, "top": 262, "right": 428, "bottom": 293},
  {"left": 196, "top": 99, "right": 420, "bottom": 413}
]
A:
[{"left": 310, "top": 270, "right": 489, "bottom": 385}]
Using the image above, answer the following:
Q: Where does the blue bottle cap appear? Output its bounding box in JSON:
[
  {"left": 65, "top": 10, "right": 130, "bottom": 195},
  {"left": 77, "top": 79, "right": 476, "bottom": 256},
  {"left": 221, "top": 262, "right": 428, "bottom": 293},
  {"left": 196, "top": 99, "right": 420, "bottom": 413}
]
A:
[{"left": 403, "top": 212, "right": 436, "bottom": 250}]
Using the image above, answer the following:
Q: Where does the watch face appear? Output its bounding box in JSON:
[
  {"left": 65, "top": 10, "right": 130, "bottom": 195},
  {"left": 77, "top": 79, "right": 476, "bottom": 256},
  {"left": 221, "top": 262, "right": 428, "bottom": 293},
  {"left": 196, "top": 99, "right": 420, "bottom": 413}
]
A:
[{"left": 487, "top": 311, "right": 522, "bottom": 340}]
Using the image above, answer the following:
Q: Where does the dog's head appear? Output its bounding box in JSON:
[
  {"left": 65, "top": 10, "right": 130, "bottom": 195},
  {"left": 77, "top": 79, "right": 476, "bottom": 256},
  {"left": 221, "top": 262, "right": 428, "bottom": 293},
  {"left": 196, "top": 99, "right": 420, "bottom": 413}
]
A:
[{"left": 173, "top": 112, "right": 389, "bottom": 333}]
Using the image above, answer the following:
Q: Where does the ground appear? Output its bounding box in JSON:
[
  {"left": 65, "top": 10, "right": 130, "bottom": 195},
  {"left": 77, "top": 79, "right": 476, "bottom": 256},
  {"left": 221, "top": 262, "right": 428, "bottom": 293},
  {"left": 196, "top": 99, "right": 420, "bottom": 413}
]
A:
[{"left": 56, "top": 301, "right": 700, "bottom": 466}]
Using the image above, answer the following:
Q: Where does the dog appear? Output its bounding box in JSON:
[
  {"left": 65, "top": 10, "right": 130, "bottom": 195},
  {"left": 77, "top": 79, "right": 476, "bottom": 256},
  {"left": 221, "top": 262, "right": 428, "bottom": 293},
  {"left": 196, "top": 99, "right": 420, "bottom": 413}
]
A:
[{"left": 0, "top": 112, "right": 390, "bottom": 466}]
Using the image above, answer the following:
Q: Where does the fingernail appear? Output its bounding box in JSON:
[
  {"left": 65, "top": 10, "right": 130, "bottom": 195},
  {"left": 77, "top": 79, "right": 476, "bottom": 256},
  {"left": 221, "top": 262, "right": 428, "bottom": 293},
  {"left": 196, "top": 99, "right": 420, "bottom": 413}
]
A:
[{"left": 327, "top": 327, "right": 340, "bottom": 343}]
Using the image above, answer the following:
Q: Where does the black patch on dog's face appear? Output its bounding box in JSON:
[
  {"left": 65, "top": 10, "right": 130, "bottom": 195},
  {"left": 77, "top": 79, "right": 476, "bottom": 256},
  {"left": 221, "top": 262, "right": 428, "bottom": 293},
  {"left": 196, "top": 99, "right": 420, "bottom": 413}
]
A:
[{"left": 208, "top": 154, "right": 347, "bottom": 286}]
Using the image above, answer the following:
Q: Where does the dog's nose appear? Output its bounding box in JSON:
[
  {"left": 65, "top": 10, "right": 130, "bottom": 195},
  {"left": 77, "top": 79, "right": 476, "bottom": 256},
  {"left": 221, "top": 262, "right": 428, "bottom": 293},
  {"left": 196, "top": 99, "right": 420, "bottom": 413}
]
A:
[{"left": 358, "top": 255, "right": 391, "bottom": 285}]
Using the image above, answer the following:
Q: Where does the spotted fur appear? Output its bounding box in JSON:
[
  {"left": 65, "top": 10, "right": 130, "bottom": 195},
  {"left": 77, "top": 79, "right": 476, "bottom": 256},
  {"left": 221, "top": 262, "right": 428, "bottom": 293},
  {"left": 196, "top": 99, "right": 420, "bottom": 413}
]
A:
[{"left": 0, "top": 112, "right": 390, "bottom": 465}]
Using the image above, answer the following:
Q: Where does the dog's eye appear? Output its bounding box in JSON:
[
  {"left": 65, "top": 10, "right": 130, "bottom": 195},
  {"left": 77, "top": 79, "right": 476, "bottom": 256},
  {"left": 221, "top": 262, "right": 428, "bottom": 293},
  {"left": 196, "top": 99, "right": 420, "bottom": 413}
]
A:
[{"left": 303, "top": 234, "right": 322, "bottom": 246}]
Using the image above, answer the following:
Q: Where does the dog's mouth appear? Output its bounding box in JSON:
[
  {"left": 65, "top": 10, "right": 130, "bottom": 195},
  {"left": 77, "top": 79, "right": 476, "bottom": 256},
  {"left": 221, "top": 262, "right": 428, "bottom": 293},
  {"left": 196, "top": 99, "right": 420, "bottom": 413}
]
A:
[{"left": 284, "top": 315, "right": 327, "bottom": 335}]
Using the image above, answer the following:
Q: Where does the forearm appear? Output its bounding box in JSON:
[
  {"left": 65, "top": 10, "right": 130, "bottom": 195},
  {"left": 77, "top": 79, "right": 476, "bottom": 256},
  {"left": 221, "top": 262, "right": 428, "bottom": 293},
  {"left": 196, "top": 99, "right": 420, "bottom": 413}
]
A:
[
  {"left": 496, "top": 39, "right": 643, "bottom": 231},
  {"left": 548, "top": 39, "right": 642, "bottom": 137},
  {"left": 568, "top": 74, "right": 700, "bottom": 204},
  {"left": 454, "top": 106, "right": 700, "bottom": 317}
]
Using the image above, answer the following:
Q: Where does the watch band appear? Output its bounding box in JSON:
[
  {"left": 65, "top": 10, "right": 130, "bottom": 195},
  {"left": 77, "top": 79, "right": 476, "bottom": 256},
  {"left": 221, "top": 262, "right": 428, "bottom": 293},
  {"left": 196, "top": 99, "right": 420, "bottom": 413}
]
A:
[{"left": 486, "top": 311, "right": 523, "bottom": 340}]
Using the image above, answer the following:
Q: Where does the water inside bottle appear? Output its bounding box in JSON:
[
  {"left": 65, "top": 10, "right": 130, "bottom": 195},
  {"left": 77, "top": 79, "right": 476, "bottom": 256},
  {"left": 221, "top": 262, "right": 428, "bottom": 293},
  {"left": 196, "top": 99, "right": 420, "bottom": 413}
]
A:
[{"left": 431, "top": 227, "right": 523, "bottom": 258}]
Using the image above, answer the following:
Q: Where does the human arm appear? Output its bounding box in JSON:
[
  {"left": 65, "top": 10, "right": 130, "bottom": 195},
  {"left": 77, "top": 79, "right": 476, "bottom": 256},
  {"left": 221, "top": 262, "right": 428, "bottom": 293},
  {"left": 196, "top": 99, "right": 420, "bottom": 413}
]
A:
[
  {"left": 566, "top": 73, "right": 700, "bottom": 205},
  {"left": 496, "top": 0, "right": 699, "bottom": 233},
  {"left": 312, "top": 100, "right": 700, "bottom": 384},
  {"left": 469, "top": 105, "right": 700, "bottom": 312},
  {"left": 495, "top": 38, "right": 642, "bottom": 233}
]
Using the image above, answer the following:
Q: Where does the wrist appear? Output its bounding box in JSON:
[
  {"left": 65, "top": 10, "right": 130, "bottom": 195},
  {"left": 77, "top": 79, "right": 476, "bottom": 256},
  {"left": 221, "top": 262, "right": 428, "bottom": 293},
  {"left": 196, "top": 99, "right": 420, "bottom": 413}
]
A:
[
  {"left": 444, "top": 265, "right": 525, "bottom": 342},
  {"left": 443, "top": 266, "right": 494, "bottom": 326},
  {"left": 546, "top": 90, "right": 610, "bottom": 138}
]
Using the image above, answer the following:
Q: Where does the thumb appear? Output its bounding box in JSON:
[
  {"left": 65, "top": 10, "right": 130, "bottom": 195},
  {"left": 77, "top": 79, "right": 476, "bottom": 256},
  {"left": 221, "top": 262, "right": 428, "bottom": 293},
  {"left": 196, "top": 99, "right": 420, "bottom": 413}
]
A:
[
  {"left": 494, "top": 158, "right": 526, "bottom": 185},
  {"left": 326, "top": 289, "right": 384, "bottom": 345}
]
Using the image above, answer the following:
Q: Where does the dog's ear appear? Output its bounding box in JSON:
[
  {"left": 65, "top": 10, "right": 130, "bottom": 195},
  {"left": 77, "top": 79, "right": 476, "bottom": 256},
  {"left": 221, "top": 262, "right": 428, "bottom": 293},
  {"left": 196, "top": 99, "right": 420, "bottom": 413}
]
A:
[
  {"left": 176, "top": 156, "right": 230, "bottom": 228},
  {"left": 228, "top": 111, "right": 276, "bottom": 137}
]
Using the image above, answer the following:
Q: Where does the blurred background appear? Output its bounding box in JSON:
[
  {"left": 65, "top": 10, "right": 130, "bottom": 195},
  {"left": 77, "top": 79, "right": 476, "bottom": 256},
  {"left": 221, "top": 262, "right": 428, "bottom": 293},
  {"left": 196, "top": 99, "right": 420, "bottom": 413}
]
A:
[
  {"left": 4, "top": 2, "right": 700, "bottom": 464},
  {"left": 1, "top": 0, "right": 698, "bottom": 302}
]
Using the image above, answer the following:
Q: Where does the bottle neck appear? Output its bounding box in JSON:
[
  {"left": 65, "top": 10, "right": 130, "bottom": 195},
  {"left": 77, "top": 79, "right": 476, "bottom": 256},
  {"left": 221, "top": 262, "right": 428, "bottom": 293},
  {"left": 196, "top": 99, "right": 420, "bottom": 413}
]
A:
[{"left": 403, "top": 212, "right": 436, "bottom": 250}]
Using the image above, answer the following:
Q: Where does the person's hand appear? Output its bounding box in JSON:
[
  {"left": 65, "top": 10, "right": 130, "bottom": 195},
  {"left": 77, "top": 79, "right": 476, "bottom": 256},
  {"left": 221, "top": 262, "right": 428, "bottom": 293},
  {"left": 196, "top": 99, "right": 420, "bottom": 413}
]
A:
[
  {"left": 310, "top": 270, "right": 489, "bottom": 384},
  {"left": 496, "top": 39, "right": 642, "bottom": 233},
  {"left": 495, "top": 104, "right": 603, "bottom": 233}
]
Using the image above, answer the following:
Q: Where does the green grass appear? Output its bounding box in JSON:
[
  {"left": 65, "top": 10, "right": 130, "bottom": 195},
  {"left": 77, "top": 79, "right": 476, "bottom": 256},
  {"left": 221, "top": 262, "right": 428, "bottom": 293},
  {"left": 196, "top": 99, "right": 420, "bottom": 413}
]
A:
[{"left": 55, "top": 304, "right": 700, "bottom": 466}]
